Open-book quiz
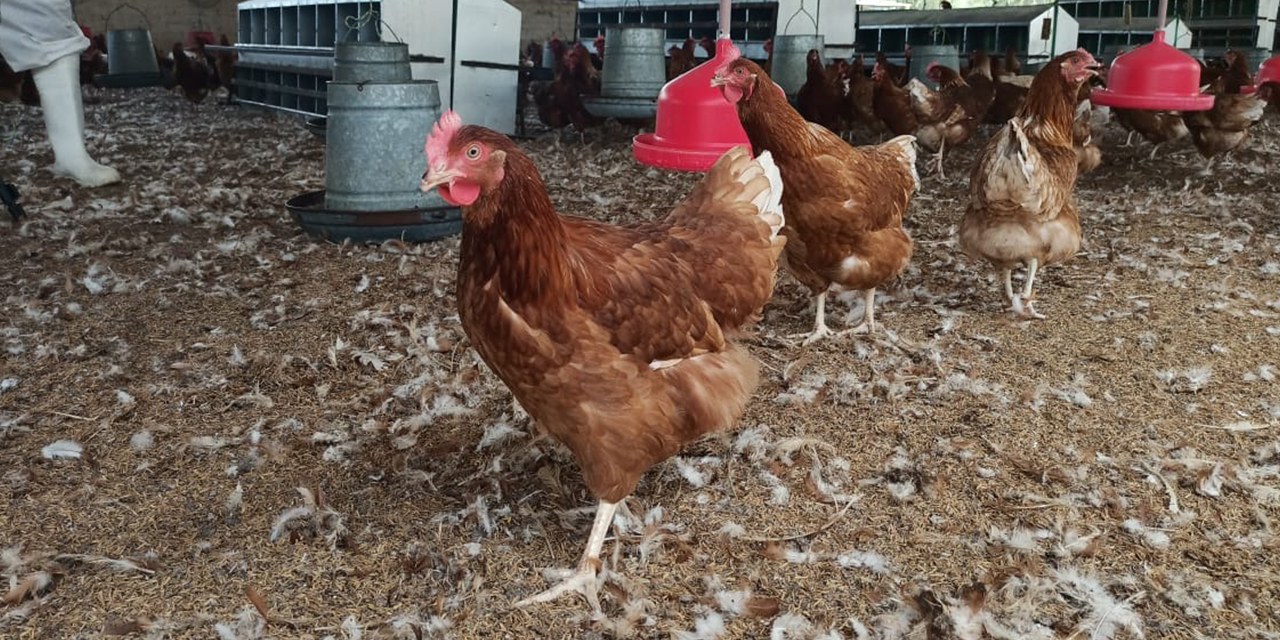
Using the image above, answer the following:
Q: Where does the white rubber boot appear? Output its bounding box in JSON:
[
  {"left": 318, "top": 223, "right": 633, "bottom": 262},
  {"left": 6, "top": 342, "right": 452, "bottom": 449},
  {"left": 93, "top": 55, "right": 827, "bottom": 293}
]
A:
[{"left": 30, "top": 53, "right": 120, "bottom": 187}]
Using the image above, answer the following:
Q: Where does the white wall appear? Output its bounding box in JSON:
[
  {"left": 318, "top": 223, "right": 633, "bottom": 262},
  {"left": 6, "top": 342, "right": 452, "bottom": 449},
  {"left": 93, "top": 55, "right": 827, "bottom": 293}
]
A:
[
  {"left": 1028, "top": 6, "right": 1079, "bottom": 61},
  {"left": 382, "top": 0, "right": 521, "bottom": 134}
]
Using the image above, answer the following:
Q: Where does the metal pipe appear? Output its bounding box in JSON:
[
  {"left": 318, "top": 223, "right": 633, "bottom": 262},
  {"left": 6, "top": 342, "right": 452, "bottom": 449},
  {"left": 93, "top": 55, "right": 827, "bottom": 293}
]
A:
[
  {"left": 1157, "top": 0, "right": 1168, "bottom": 35},
  {"left": 719, "top": 0, "right": 730, "bottom": 38}
]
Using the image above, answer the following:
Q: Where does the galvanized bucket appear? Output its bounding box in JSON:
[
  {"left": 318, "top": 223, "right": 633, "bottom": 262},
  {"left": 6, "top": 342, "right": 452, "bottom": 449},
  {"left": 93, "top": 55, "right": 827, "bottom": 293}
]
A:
[
  {"left": 584, "top": 27, "right": 665, "bottom": 120},
  {"left": 105, "top": 29, "right": 162, "bottom": 76},
  {"left": 601, "top": 28, "right": 665, "bottom": 99},
  {"left": 911, "top": 45, "right": 960, "bottom": 84},
  {"left": 333, "top": 42, "right": 412, "bottom": 83},
  {"left": 772, "top": 34, "right": 824, "bottom": 98},
  {"left": 325, "top": 80, "right": 453, "bottom": 213}
]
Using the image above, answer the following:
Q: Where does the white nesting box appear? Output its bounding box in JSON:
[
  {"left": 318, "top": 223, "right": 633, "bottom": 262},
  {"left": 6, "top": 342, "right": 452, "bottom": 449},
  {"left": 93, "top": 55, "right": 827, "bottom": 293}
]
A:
[
  {"left": 382, "top": 0, "right": 521, "bottom": 134},
  {"left": 234, "top": 0, "right": 521, "bottom": 134}
]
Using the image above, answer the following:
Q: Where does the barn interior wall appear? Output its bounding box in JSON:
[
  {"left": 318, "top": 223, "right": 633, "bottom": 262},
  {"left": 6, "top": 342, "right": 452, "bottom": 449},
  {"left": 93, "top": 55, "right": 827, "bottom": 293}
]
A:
[{"left": 72, "top": 0, "right": 239, "bottom": 51}]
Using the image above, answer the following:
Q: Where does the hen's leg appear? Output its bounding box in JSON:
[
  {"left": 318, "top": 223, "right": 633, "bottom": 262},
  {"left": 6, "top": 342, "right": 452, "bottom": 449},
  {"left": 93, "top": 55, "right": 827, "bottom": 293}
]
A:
[
  {"left": 936, "top": 138, "right": 947, "bottom": 180},
  {"left": 516, "top": 499, "right": 618, "bottom": 615},
  {"left": 848, "top": 289, "right": 877, "bottom": 334},
  {"left": 789, "top": 292, "right": 838, "bottom": 345},
  {"left": 1010, "top": 259, "right": 1046, "bottom": 319},
  {"left": 1123, "top": 131, "right": 1135, "bottom": 147},
  {"left": 1148, "top": 142, "right": 1161, "bottom": 161},
  {"left": 1001, "top": 269, "right": 1015, "bottom": 303}
]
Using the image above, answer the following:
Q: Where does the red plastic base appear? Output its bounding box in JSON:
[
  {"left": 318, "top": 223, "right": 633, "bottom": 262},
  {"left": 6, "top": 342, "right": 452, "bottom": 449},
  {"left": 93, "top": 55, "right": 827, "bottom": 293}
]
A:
[
  {"left": 632, "top": 37, "right": 751, "bottom": 172},
  {"left": 1091, "top": 31, "right": 1213, "bottom": 111},
  {"left": 1245, "top": 53, "right": 1280, "bottom": 94},
  {"left": 1091, "top": 89, "right": 1214, "bottom": 110}
]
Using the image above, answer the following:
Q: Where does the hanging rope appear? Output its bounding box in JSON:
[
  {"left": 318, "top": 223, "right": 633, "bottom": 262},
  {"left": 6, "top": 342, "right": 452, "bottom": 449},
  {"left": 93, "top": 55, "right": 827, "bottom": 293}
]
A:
[{"left": 782, "top": 0, "right": 819, "bottom": 36}]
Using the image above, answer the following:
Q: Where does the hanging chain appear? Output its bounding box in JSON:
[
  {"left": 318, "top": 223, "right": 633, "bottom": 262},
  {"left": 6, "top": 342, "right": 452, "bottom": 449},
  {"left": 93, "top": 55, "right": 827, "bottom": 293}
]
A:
[{"left": 783, "top": 0, "right": 820, "bottom": 36}]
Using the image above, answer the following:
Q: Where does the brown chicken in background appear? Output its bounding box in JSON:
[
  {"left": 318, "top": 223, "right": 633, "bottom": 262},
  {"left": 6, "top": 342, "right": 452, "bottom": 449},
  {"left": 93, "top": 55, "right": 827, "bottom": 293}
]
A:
[
  {"left": 715, "top": 50, "right": 919, "bottom": 343},
  {"left": 667, "top": 38, "right": 697, "bottom": 81},
  {"left": 0, "top": 54, "right": 35, "bottom": 105},
  {"left": 985, "top": 55, "right": 1034, "bottom": 124},
  {"left": 1002, "top": 45, "right": 1022, "bottom": 77},
  {"left": 907, "top": 63, "right": 980, "bottom": 178},
  {"left": 80, "top": 34, "right": 108, "bottom": 86},
  {"left": 572, "top": 42, "right": 601, "bottom": 95},
  {"left": 762, "top": 38, "right": 774, "bottom": 76},
  {"left": 534, "top": 44, "right": 594, "bottom": 135},
  {"left": 1073, "top": 99, "right": 1102, "bottom": 174},
  {"left": 170, "top": 43, "right": 214, "bottom": 104},
  {"left": 1219, "top": 49, "right": 1254, "bottom": 94},
  {"left": 875, "top": 47, "right": 912, "bottom": 86},
  {"left": 1182, "top": 77, "right": 1266, "bottom": 174},
  {"left": 961, "top": 49, "right": 1101, "bottom": 319},
  {"left": 1112, "top": 107, "right": 1188, "bottom": 159},
  {"left": 797, "top": 49, "right": 845, "bottom": 135},
  {"left": 419, "top": 112, "right": 785, "bottom": 612},
  {"left": 873, "top": 61, "right": 917, "bottom": 136},
  {"left": 845, "top": 54, "right": 879, "bottom": 133},
  {"left": 965, "top": 51, "right": 996, "bottom": 123}
]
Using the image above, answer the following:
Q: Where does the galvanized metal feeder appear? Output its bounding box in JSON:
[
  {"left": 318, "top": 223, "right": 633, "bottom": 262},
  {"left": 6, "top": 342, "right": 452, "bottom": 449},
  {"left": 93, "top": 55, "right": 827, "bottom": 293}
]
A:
[
  {"left": 632, "top": 0, "right": 751, "bottom": 172},
  {"left": 584, "top": 27, "right": 667, "bottom": 121},
  {"left": 771, "top": 34, "right": 824, "bottom": 100},
  {"left": 1091, "top": 0, "right": 1212, "bottom": 111},
  {"left": 94, "top": 5, "right": 168, "bottom": 89},
  {"left": 288, "top": 37, "right": 461, "bottom": 244}
]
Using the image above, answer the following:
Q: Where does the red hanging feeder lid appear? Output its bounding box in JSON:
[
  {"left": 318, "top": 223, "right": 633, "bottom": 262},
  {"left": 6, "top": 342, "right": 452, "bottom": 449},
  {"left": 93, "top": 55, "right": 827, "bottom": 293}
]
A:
[
  {"left": 633, "top": 37, "right": 751, "bottom": 172},
  {"left": 1242, "top": 53, "right": 1280, "bottom": 94},
  {"left": 1092, "top": 31, "right": 1213, "bottom": 111}
]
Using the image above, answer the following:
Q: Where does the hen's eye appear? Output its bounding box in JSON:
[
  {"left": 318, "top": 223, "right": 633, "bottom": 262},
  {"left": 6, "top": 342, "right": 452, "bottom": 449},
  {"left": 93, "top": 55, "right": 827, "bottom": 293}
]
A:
[
  {"left": 734, "top": 67, "right": 745, "bottom": 76},
  {"left": 466, "top": 145, "right": 481, "bottom": 160}
]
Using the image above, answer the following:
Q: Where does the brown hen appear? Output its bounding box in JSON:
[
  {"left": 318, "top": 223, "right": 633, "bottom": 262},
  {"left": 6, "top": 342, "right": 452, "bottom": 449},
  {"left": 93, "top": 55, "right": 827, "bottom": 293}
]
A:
[
  {"left": 715, "top": 48, "right": 918, "bottom": 344},
  {"left": 420, "top": 112, "right": 785, "bottom": 612},
  {"left": 961, "top": 49, "right": 1101, "bottom": 319}
]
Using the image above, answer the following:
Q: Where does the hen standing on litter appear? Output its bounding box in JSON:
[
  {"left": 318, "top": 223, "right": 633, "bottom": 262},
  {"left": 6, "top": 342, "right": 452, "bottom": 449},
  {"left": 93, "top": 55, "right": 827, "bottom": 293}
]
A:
[
  {"left": 907, "top": 63, "right": 980, "bottom": 179},
  {"left": 714, "top": 46, "right": 918, "bottom": 344},
  {"left": 961, "top": 49, "right": 1101, "bottom": 319},
  {"left": 419, "top": 112, "right": 786, "bottom": 612}
]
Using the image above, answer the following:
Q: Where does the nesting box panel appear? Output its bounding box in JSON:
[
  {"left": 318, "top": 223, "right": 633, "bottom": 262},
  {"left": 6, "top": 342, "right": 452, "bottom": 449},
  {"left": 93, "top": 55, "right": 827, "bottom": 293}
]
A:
[{"left": 235, "top": 0, "right": 521, "bottom": 133}]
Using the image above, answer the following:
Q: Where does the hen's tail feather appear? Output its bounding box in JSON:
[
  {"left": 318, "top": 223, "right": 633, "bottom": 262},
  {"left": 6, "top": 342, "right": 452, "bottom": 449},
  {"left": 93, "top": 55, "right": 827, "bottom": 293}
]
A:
[
  {"left": 880, "top": 134, "right": 920, "bottom": 193},
  {"left": 740, "top": 150, "right": 785, "bottom": 242}
]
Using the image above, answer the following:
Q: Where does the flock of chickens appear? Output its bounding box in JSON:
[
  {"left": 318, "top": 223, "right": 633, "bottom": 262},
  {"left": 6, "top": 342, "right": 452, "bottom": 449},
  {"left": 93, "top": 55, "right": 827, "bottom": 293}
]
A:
[
  {"left": 418, "top": 43, "right": 1160, "bottom": 613},
  {"left": 0, "top": 33, "right": 238, "bottom": 107}
]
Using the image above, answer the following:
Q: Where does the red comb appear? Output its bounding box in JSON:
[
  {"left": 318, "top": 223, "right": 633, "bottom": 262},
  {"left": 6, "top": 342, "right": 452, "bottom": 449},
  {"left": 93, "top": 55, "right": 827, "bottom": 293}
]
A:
[
  {"left": 714, "top": 44, "right": 742, "bottom": 76},
  {"left": 426, "top": 111, "right": 462, "bottom": 163}
]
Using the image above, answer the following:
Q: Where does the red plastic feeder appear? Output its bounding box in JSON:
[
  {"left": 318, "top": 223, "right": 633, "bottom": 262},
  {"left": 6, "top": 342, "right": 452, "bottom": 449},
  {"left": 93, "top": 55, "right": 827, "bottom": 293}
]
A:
[
  {"left": 1092, "top": 30, "right": 1213, "bottom": 111},
  {"left": 633, "top": 37, "right": 751, "bottom": 172},
  {"left": 1242, "top": 54, "right": 1280, "bottom": 94}
]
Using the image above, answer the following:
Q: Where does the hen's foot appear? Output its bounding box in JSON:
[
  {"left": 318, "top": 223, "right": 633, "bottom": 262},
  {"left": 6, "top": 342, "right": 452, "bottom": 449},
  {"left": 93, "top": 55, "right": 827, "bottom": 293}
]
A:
[
  {"left": 790, "top": 324, "right": 846, "bottom": 346},
  {"left": 516, "top": 561, "right": 602, "bottom": 615},
  {"left": 1009, "top": 294, "right": 1046, "bottom": 320}
]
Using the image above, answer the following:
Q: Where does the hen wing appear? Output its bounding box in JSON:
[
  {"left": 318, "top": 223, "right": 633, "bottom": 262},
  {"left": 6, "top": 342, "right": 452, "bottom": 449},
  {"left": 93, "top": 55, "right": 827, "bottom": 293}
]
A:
[
  {"left": 562, "top": 147, "right": 785, "bottom": 364},
  {"left": 971, "top": 118, "right": 1069, "bottom": 222}
]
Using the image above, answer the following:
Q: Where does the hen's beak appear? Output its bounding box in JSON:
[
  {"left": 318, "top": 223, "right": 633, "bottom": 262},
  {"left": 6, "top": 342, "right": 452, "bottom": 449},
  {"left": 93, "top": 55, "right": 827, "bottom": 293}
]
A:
[
  {"left": 1085, "top": 63, "right": 1103, "bottom": 76},
  {"left": 710, "top": 74, "right": 728, "bottom": 88},
  {"left": 420, "top": 167, "right": 455, "bottom": 194}
]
